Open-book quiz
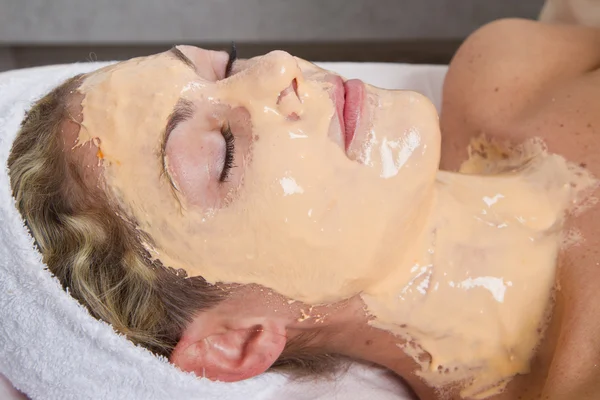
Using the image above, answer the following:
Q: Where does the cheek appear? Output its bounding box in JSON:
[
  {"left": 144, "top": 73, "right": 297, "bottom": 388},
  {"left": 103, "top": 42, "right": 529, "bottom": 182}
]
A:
[
  {"left": 228, "top": 107, "right": 253, "bottom": 168},
  {"left": 165, "top": 127, "right": 224, "bottom": 206},
  {"left": 228, "top": 107, "right": 252, "bottom": 138}
]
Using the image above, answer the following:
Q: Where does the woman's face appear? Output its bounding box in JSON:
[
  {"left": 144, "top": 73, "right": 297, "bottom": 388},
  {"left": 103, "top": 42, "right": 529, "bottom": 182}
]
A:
[{"left": 78, "top": 46, "right": 441, "bottom": 304}]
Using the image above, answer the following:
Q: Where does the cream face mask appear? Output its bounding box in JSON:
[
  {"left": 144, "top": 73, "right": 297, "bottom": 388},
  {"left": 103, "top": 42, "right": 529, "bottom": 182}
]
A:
[
  {"left": 79, "top": 48, "right": 441, "bottom": 303},
  {"left": 78, "top": 48, "right": 595, "bottom": 398}
]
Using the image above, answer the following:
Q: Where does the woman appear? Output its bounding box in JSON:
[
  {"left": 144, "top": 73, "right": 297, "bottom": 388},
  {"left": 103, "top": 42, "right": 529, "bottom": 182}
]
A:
[{"left": 7, "top": 18, "right": 600, "bottom": 399}]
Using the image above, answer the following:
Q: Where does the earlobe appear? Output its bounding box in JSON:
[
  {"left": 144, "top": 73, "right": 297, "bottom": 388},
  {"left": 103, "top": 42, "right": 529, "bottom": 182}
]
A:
[{"left": 171, "top": 325, "right": 287, "bottom": 382}]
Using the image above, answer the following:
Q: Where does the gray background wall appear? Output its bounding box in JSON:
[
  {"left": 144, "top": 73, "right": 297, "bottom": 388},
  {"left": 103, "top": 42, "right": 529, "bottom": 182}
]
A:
[{"left": 0, "top": 0, "right": 545, "bottom": 72}]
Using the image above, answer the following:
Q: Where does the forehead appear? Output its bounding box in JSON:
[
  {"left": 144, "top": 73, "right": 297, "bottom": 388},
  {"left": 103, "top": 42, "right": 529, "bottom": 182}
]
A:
[
  {"left": 65, "top": 52, "right": 196, "bottom": 195},
  {"left": 79, "top": 52, "right": 196, "bottom": 102},
  {"left": 76, "top": 52, "right": 198, "bottom": 149}
]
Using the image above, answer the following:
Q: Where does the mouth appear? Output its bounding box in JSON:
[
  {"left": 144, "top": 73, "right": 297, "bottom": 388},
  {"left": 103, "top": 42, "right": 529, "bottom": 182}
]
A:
[{"left": 330, "top": 76, "right": 365, "bottom": 151}]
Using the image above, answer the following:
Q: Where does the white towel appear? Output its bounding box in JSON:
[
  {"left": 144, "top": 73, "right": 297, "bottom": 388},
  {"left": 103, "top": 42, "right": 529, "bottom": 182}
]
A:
[{"left": 0, "top": 61, "right": 447, "bottom": 400}]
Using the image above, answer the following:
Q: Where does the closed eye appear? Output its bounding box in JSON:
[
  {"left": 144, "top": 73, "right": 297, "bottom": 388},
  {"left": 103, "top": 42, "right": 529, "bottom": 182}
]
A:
[{"left": 219, "top": 123, "right": 236, "bottom": 182}]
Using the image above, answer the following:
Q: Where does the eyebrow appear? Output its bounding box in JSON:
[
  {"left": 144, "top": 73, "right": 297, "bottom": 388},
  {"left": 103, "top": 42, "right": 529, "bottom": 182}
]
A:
[
  {"left": 169, "top": 46, "right": 196, "bottom": 71},
  {"left": 160, "top": 98, "right": 195, "bottom": 198}
]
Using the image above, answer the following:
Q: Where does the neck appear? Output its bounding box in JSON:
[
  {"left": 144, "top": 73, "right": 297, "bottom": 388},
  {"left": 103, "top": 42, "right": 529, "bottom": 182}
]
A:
[
  {"left": 311, "top": 296, "right": 434, "bottom": 397},
  {"left": 321, "top": 149, "right": 585, "bottom": 398}
]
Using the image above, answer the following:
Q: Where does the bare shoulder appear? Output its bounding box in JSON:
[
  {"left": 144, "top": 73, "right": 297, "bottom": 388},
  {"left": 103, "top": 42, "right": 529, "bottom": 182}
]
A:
[
  {"left": 440, "top": 18, "right": 600, "bottom": 170},
  {"left": 447, "top": 18, "right": 600, "bottom": 81}
]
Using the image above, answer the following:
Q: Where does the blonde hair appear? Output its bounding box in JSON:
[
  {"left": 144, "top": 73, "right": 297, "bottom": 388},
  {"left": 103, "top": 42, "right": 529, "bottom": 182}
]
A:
[{"left": 7, "top": 74, "right": 339, "bottom": 374}]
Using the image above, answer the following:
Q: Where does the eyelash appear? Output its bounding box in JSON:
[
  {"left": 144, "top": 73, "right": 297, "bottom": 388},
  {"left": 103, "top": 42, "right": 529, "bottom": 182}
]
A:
[
  {"left": 219, "top": 42, "right": 238, "bottom": 183},
  {"left": 219, "top": 124, "right": 236, "bottom": 182}
]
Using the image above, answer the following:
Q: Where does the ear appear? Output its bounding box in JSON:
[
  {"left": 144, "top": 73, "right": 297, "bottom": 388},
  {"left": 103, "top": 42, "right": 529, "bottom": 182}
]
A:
[{"left": 170, "top": 318, "right": 287, "bottom": 382}]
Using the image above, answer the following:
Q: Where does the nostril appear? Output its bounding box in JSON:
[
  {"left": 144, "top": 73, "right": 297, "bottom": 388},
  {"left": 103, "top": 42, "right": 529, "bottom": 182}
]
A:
[
  {"left": 277, "top": 78, "right": 301, "bottom": 105},
  {"left": 292, "top": 78, "right": 300, "bottom": 100}
]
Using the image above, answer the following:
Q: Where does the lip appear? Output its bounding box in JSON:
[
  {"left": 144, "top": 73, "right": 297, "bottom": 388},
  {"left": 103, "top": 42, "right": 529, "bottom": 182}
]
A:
[
  {"left": 329, "top": 75, "right": 365, "bottom": 151},
  {"left": 342, "top": 79, "right": 365, "bottom": 150}
]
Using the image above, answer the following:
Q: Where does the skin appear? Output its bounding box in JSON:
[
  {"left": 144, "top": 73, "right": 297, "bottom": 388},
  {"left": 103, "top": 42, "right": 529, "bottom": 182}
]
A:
[
  {"left": 441, "top": 19, "right": 600, "bottom": 399},
  {"left": 68, "top": 18, "right": 600, "bottom": 400}
]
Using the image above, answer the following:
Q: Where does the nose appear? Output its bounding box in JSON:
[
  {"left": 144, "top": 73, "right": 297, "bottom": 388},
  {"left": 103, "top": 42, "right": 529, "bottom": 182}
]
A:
[
  {"left": 259, "top": 50, "right": 300, "bottom": 81},
  {"left": 233, "top": 50, "right": 302, "bottom": 102},
  {"left": 230, "top": 50, "right": 303, "bottom": 120}
]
